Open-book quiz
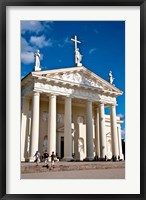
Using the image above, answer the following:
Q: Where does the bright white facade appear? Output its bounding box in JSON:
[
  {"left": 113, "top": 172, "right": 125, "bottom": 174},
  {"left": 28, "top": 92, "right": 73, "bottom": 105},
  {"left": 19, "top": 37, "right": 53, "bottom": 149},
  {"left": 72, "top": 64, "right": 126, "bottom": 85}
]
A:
[{"left": 21, "top": 66, "right": 124, "bottom": 162}]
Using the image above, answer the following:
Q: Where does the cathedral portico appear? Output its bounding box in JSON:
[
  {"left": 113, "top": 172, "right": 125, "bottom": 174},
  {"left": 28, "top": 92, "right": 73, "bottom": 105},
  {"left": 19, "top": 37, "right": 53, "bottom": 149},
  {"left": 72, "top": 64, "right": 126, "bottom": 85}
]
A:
[{"left": 21, "top": 42, "right": 124, "bottom": 162}]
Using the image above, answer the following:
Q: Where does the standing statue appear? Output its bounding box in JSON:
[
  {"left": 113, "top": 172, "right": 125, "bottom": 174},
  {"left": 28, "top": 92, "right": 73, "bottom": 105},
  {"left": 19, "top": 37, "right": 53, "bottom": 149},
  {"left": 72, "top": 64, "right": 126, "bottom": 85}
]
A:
[
  {"left": 34, "top": 50, "right": 41, "bottom": 71},
  {"left": 71, "top": 35, "right": 83, "bottom": 67},
  {"left": 75, "top": 48, "right": 82, "bottom": 67},
  {"left": 109, "top": 71, "right": 115, "bottom": 84}
]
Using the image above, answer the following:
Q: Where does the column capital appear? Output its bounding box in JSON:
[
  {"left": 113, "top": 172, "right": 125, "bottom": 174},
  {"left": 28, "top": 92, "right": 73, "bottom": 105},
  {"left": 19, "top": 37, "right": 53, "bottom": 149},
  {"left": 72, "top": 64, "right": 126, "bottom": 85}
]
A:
[
  {"left": 98, "top": 101, "right": 105, "bottom": 105},
  {"left": 65, "top": 96, "right": 72, "bottom": 100},
  {"left": 46, "top": 93, "right": 54, "bottom": 96},
  {"left": 110, "top": 103, "right": 117, "bottom": 107},
  {"left": 50, "top": 94, "right": 57, "bottom": 99},
  {"left": 86, "top": 100, "right": 93, "bottom": 105},
  {"left": 33, "top": 91, "right": 40, "bottom": 96},
  {"left": 117, "top": 124, "right": 121, "bottom": 128},
  {"left": 98, "top": 102, "right": 105, "bottom": 107}
]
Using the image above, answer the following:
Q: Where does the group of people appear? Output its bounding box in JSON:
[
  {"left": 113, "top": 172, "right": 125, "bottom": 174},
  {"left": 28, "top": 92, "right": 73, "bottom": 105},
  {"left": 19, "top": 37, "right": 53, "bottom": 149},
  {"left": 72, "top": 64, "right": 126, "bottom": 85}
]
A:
[{"left": 33, "top": 150, "right": 57, "bottom": 169}]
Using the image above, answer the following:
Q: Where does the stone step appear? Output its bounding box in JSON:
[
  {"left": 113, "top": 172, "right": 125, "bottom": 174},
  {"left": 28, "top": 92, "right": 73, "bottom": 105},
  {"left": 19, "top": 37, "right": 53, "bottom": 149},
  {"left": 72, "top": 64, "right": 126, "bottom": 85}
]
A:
[{"left": 21, "top": 161, "right": 125, "bottom": 174}]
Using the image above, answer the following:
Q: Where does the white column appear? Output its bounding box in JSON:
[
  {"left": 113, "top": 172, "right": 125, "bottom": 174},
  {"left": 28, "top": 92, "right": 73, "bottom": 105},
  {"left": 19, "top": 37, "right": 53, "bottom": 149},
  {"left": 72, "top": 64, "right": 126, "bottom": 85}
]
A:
[
  {"left": 21, "top": 97, "right": 29, "bottom": 162},
  {"left": 110, "top": 104, "right": 119, "bottom": 160},
  {"left": 95, "top": 108, "right": 100, "bottom": 158},
  {"left": 48, "top": 94, "right": 56, "bottom": 155},
  {"left": 117, "top": 125, "right": 124, "bottom": 160},
  {"left": 99, "top": 103, "right": 106, "bottom": 159},
  {"left": 26, "top": 116, "right": 31, "bottom": 159},
  {"left": 86, "top": 101, "right": 94, "bottom": 160},
  {"left": 29, "top": 92, "right": 40, "bottom": 161},
  {"left": 63, "top": 97, "right": 73, "bottom": 161}
]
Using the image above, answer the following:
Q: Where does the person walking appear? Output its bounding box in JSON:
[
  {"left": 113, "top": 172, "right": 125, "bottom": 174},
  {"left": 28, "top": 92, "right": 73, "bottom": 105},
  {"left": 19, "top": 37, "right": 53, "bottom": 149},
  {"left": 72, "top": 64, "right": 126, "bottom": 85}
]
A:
[
  {"left": 43, "top": 150, "right": 49, "bottom": 168},
  {"left": 33, "top": 151, "right": 40, "bottom": 166},
  {"left": 50, "top": 151, "right": 55, "bottom": 170}
]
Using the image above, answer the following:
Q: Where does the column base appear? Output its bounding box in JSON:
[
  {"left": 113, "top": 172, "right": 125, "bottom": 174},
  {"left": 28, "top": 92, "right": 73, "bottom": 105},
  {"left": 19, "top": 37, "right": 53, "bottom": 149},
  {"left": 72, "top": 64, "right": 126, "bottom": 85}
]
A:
[
  {"left": 112, "top": 155, "right": 119, "bottom": 161},
  {"left": 21, "top": 158, "right": 25, "bottom": 162},
  {"left": 29, "top": 157, "right": 35, "bottom": 162},
  {"left": 62, "top": 157, "right": 73, "bottom": 161},
  {"left": 84, "top": 157, "right": 94, "bottom": 161},
  {"left": 119, "top": 154, "right": 124, "bottom": 160}
]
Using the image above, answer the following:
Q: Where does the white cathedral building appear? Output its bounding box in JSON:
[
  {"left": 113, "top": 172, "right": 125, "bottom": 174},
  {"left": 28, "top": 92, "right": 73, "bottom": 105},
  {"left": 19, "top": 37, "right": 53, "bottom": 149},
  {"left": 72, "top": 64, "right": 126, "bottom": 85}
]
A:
[{"left": 21, "top": 36, "right": 124, "bottom": 162}]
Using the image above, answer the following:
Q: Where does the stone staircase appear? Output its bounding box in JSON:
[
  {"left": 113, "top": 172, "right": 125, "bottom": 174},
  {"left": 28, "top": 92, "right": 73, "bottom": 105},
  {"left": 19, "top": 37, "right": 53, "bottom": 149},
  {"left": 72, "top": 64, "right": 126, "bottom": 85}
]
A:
[{"left": 21, "top": 161, "right": 125, "bottom": 174}]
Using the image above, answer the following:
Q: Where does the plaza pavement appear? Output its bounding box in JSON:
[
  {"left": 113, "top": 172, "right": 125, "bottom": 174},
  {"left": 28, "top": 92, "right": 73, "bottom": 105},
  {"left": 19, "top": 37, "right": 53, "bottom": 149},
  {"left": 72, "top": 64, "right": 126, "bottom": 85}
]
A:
[
  {"left": 21, "top": 160, "right": 125, "bottom": 179},
  {"left": 21, "top": 168, "right": 125, "bottom": 179}
]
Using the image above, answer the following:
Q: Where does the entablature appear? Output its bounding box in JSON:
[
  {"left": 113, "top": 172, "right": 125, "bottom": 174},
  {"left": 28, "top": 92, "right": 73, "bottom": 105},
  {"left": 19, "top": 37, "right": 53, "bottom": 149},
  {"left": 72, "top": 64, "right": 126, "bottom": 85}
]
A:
[{"left": 33, "top": 82, "right": 116, "bottom": 104}]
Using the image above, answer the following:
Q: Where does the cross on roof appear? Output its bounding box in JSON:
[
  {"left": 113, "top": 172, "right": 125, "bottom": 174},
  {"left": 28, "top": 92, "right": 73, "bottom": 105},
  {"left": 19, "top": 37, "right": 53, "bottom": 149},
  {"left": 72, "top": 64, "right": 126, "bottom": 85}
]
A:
[{"left": 71, "top": 35, "right": 81, "bottom": 51}]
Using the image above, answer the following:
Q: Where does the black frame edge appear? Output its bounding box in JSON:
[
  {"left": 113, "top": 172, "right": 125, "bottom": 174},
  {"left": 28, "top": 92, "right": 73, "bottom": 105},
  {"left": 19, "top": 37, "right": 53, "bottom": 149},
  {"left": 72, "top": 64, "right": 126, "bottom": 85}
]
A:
[
  {"left": 0, "top": 0, "right": 144, "bottom": 6},
  {"left": 140, "top": 2, "right": 145, "bottom": 200},
  {"left": 0, "top": 1, "right": 6, "bottom": 200}
]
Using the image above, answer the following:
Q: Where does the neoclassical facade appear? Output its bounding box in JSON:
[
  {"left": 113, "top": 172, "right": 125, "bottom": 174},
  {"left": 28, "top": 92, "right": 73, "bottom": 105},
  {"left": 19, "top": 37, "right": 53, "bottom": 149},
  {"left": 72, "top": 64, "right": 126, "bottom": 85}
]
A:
[{"left": 21, "top": 66, "right": 124, "bottom": 162}]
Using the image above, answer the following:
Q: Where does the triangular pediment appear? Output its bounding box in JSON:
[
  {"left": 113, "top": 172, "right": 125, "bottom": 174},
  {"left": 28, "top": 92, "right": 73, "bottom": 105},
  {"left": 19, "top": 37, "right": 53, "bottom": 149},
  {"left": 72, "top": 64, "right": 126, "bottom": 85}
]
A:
[
  {"left": 46, "top": 70, "right": 103, "bottom": 89},
  {"left": 31, "top": 66, "right": 123, "bottom": 96}
]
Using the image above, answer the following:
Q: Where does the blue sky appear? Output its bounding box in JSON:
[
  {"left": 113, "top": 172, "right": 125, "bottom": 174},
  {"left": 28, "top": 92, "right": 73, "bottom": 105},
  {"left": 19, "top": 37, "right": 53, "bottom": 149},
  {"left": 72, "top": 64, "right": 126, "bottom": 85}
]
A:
[{"left": 21, "top": 21, "right": 125, "bottom": 139}]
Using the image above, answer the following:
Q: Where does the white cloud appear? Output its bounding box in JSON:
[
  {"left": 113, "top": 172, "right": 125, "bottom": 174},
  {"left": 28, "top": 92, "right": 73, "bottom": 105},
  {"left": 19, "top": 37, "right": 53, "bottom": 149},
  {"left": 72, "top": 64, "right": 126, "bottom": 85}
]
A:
[
  {"left": 58, "top": 43, "right": 63, "bottom": 48},
  {"left": 117, "top": 113, "right": 125, "bottom": 120},
  {"left": 89, "top": 48, "right": 96, "bottom": 54},
  {"left": 21, "top": 52, "right": 34, "bottom": 64},
  {"left": 64, "top": 37, "right": 71, "bottom": 44},
  {"left": 21, "top": 21, "right": 54, "bottom": 35},
  {"left": 58, "top": 37, "right": 71, "bottom": 48},
  {"left": 21, "top": 21, "right": 44, "bottom": 34},
  {"left": 43, "top": 21, "right": 54, "bottom": 29},
  {"left": 21, "top": 37, "right": 33, "bottom": 52},
  {"left": 21, "top": 36, "right": 46, "bottom": 65},
  {"left": 21, "top": 37, "right": 35, "bottom": 65},
  {"left": 30, "top": 35, "right": 52, "bottom": 48},
  {"left": 21, "top": 49, "right": 43, "bottom": 65}
]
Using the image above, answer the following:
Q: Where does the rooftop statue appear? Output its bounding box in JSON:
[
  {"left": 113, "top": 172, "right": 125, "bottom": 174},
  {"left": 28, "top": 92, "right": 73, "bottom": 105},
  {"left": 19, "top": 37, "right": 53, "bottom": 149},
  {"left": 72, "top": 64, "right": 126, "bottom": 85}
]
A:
[
  {"left": 34, "top": 50, "right": 41, "bottom": 71},
  {"left": 71, "top": 35, "right": 83, "bottom": 67},
  {"left": 109, "top": 70, "right": 115, "bottom": 84},
  {"left": 75, "top": 48, "right": 82, "bottom": 67}
]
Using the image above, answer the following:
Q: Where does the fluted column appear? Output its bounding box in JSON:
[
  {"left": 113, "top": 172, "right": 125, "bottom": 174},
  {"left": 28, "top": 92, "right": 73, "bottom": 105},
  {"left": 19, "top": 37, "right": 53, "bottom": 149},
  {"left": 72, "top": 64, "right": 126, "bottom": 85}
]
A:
[
  {"left": 117, "top": 125, "right": 124, "bottom": 160},
  {"left": 48, "top": 94, "right": 57, "bottom": 155},
  {"left": 63, "top": 97, "right": 73, "bottom": 161},
  {"left": 95, "top": 108, "right": 100, "bottom": 158},
  {"left": 110, "top": 104, "right": 119, "bottom": 160},
  {"left": 99, "top": 103, "right": 106, "bottom": 158},
  {"left": 29, "top": 92, "right": 40, "bottom": 161},
  {"left": 21, "top": 97, "right": 29, "bottom": 162},
  {"left": 86, "top": 101, "right": 94, "bottom": 160}
]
